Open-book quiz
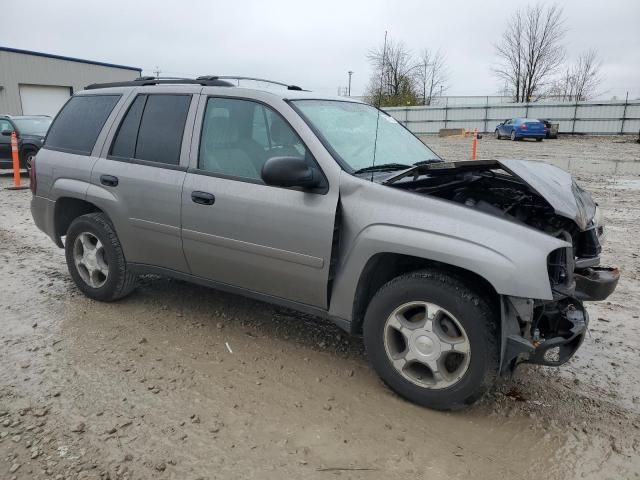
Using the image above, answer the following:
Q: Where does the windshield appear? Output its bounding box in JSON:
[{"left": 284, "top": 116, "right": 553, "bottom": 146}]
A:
[
  {"left": 291, "top": 100, "right": 440, "bottom": 172},
  {"left": 12, "top": 117, "right": 52, "bottom": 136}
]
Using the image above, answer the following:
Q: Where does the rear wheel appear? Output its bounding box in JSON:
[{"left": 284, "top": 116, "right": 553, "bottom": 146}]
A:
[
  {"left": 536, "top": 138, "right": 543, "bottom": 142},
  {"left": 363, "top": 270, "right": 499, "bottom": 410},
  {"left": 65, "top": 213, "right": 137, "bottom": 301},
  {"left": 510, "top": 131, "right": 517, "bottom": 141}
]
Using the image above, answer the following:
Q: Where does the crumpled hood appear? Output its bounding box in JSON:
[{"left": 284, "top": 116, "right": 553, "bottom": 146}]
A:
[
  {"left": 497, "top": 159, "right": 596, "bottom": 230},
  {"left": 382, "top": 158, "right": 598, "bottom": 231}
]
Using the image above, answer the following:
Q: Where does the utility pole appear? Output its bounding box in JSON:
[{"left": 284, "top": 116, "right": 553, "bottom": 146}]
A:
[
  {"left": 347, "top": 71, "right": 354, "bottom": 96},
  {"left": 153, "top": 66, "right": 161, "bottom": 79}
]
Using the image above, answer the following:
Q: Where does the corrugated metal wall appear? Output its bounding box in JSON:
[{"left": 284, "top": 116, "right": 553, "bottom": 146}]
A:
[
  {"left": 385, "top": 100, "right": 640, "bottom": 135},
  {"left": 0, "top": 50, "right": 140, "bottom": 115}
]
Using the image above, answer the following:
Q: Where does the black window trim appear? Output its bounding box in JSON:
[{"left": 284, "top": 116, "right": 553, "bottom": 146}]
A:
[
  {"left": 191, "top": 94, "right": 329, "bottom": 195},
  {"left": 106, "top": 92, "right": 193, "bottom": 169},
  {"left": 42, "top": 93, "right": 122, "bottom": 157}
]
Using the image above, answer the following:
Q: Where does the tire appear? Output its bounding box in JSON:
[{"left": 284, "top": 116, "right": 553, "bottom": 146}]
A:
[
  {"left": 536, "top": 138, "right": 543, "bottom": 142},
  {"left": 65, "top": 213, "right": 137, "bottom": 301},
  {"left": 363, "top": 269, "right": 498, "bottom": 410},
  {"left": 510, "top": 131, "right": 517, "bottom": 141},
  {"left": 22, "top": 148, "right": 36, "bottom": 173},
  {"left": 495, "top": 129, "right": 501, "bottom": 140}
]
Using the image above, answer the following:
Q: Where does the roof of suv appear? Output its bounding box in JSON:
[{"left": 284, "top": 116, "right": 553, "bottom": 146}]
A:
[{"left": 82, "top": 76, "right": 362, "bottom": 103}]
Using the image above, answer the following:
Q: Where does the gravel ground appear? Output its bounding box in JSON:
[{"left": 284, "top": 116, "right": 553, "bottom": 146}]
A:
[{"left": 1, "top": 136, "right": 639, "bottom": 479}]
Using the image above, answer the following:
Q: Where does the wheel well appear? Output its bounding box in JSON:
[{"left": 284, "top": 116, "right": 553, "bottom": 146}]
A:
[
  {"left": 350, "top": 253, "right": 499, "bottom": 334},
  {"left": 53, "top": 197, "right": 102, "bottom": 247}
]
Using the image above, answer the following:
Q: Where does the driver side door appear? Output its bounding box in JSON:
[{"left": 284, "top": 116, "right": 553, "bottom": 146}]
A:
[
  {"left": 0, "top": 119, "right": 14, "bottom": 164},
  {"left": 180, "top": 95, "right": 339, "bottom": 308},
  {"left": 499, "top": 119, "right": 512, "bottom": 136}
]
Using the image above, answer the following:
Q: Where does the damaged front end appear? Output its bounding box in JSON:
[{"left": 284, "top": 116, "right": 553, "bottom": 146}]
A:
[{"left": 384, "top": 159, "right": 620, "bottom": 373}]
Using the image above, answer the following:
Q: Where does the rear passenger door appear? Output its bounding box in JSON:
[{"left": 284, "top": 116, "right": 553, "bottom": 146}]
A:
[{"left": 90, "top": 89, "right": 198, "bottom": 273}]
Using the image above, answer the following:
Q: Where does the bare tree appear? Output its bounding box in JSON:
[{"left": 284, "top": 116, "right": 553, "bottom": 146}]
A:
[
  {"left": 365, "top": 37, "right": 420, "bottom": 107},
  {"left": 416, "top": 49, "right": 448, "bottom": 105},
  {"left": 570, "top": 49, "right": 602, "bottom": 100},
  {"left": 549, "top": 50, "right": 602, "bottom": 101},
  {"left": 494, "top": 4, "right": 566, "bottom": 102}
]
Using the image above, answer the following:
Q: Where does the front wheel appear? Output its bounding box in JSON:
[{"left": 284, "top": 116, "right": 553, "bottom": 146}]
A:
[
  {"left": 536, "top": 138, "right": 543, "bottom": 142},
  {"left": 363, "top": 270, "right": 498, "bottom": 410},
  {"left": 495, "top": 129, "right": 501, "bottom": 140},
  {"left": 22, "top": 149, "right": 37, "bottom": 173},
  {"left": 65, "top": 213, "right": 137, "bottom": 301}
]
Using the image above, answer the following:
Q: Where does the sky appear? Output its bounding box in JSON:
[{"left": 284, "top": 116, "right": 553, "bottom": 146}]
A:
[{"left": 1, "top": 0, "right": 638, "bottom": 99}]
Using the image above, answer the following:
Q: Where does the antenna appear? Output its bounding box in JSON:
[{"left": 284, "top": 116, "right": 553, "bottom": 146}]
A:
[{"left": 371, "top": 31, "right": 388, "bottom": 182}]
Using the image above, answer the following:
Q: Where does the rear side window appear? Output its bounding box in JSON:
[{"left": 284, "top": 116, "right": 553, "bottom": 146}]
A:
[
  {"left": 45, "top": 95, "right": 120, "bottom": 155},
  {"left": 110, "top": 94, "right": 191, "bottom": 165}
]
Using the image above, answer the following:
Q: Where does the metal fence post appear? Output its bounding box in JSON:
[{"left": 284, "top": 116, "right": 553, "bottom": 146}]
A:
[
  {"left": 620, "top": 91, "right": 629, "bottom": 135},
  {"left": 483, "top": 96, "right": 489, "bottom": 133},
  {"left": 571, "top": 100, "right": 579, "bottom": 135},
  {"left": 444, "top": 97, "right": 448, "bottom": 129}
]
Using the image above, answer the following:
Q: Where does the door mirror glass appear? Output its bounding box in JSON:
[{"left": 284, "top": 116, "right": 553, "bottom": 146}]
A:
[
  {"left": 1, "top": 129, "right": 14, "bottom": 137},
  {"left": 261, "top": 156, "right": 319, "bottom": 189}
]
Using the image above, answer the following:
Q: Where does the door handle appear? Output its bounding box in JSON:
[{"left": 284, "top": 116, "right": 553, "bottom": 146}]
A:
[
  {"left": 100, "top": 174, "right": 119, "bottom": 187},
  {"left": 191, "top": 191, "right": 215, "bottom": 205}
]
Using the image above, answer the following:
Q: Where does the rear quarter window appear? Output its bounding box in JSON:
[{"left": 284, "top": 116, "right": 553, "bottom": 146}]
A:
[{"left": 44, "top": 95, "right": 120, "bottom": 155}]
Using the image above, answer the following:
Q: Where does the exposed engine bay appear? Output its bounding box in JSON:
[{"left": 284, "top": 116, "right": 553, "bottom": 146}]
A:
[{"left": 383, "top": 159, "right": 619, "bottom": 373}]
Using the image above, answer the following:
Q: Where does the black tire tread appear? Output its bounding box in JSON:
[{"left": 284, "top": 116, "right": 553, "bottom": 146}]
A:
[
  {"left": 364, "top": 269, "right": 499, "bottom": 410},
  {"left": 65, "top": 212, "right": 137, "bottom": 301}
]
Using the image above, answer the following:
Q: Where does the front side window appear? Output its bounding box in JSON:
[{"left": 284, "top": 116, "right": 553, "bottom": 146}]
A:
[
  {"left": 292, "top": 100, "right": 439, "bottom": 172},
  {"left": 198, "top": 97, "right": 309, "bottom": 181},
  {"left": 0, "top": 119, "right": 13, "bottom": 132},
  {"left": 45, "top": 95, "right": 120, "bottom": 155},
  {"left": 110, "top": 94, "right": 191, "bottom": 165}
]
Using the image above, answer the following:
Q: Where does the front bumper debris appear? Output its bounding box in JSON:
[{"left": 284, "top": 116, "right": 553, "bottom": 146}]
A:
[
  {"left": 575, "top": 266, "right": 620, "bottom": 301},
  {"left": 527, "top": 304, "right": 588, "bottom": 367},
  {"left": 499, "top": 297, "right": 590, "bottom": 374}
]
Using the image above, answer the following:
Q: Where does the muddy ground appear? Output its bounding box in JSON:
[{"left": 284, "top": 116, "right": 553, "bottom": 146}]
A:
[{"left": 1, "top": 135, "right": 639, "bottom": 479}]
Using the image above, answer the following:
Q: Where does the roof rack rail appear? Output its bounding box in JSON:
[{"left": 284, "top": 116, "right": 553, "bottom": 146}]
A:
[
  {"left": 85, "top": 75, "right": 306, "bottom": 91},
  {"left": 85, "top": 77, "right": 235, "bottom": 90},
  {"left": 197, "top": 76, "right": 306, "bottom": 91}
]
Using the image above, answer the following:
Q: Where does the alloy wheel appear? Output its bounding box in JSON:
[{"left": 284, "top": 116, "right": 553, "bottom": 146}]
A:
[
  {"left": 383, "top": 301, "right": 471, "bottom": 389},
  {"left": 73, "top": 232, "right": 109, "bottom": 288}
]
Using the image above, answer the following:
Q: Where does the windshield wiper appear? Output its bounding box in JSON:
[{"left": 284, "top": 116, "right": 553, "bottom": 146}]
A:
[
  {"left": 413, "top": 159, "right": 443, "bottom": 166},
  {"left": 353, "top": 163, "right": 412, "bottom": 175}
]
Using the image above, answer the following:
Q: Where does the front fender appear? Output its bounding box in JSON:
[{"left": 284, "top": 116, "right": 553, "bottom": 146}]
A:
[
  {"left": 328, "top": 172, "right": 568, "bottom": 323},
  {"left": 328, "top": 224, "right": 563, "bottom": 321}
]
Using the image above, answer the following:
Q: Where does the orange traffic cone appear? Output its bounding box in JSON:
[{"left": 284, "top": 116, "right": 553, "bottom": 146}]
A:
[{"left": 6, "top": 131, "right": 29, "bottom": 191}]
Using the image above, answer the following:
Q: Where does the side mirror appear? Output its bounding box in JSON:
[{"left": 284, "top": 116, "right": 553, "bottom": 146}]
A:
[
  {"left": 1, "top": 129, "right": 14, "bottom": 137},
  {"left": 261, "top": 156, "right": 320, "bottom": 189}
]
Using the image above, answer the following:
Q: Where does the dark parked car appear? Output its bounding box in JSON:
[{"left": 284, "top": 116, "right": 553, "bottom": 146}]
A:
[
  {"left": 0, "top": 115, "right": 52, "bottom": 171},
  {"left": 495, "top": 118, "right": 545, "bottom": 141},
  {"left": 539, "top": 119, "right": 559, "bottom": 139}
]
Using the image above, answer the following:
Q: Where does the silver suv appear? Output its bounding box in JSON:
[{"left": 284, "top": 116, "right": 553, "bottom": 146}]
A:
[{"left": 30, "top": 76, "right": 618, "bottom": 410}]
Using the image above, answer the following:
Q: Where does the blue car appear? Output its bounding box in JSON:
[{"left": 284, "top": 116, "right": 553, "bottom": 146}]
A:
[{"left": 495, "top": 118, "right": 545, "bottom": 141}]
